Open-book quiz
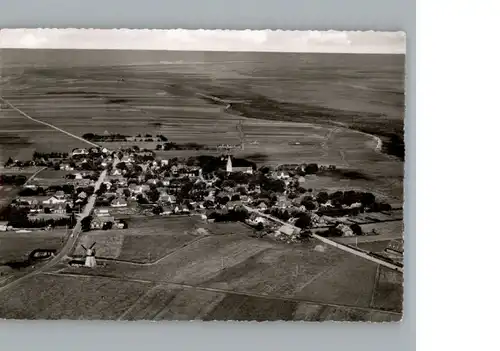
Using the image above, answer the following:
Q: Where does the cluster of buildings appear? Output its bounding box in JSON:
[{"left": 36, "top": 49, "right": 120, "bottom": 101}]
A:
[{"left": 3, "top": 144, "right": 388, "bottom": 238}]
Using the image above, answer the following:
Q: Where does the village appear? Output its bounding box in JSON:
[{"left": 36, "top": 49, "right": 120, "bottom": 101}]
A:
[{"left": 0, "top": 141, "right": 402, "bottom": 251}]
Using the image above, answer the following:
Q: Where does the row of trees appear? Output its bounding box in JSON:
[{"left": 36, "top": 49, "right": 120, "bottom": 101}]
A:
[
  {"left": 32, "top": 151, "right": 68, "bottom": 159},
  {"left": 5, "top": 207, "right": 76, "bottom": 228},
  {"left": 318, "top": 223, "right": 363, "bottom": 237},
  {"left": 0, "top": 174, "right": 27, "bottom": 186},
  {"left": 207, "top": 208, "right": 249, "bottom": 223},
  {"left": 82, "top": 133, "right": 130, "bottom": 142},
  {"left": 155, "top": 142, "right": 208, "bottom": 151}
]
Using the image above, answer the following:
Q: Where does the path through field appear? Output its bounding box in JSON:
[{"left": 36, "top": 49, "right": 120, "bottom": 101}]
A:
[{"left": 0, "top": 97, "right": 101, "bottom": 148}]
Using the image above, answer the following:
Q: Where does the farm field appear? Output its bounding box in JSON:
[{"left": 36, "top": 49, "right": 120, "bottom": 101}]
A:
[
  {"left": 0, "top": 273, "right": 400, "bottom": 321},
  {"left": 71, "top": 216, "right": 255, "bottom": 263},
  {"left": 0, "top": 273, "right": 152, "bottom": 319},
  {"left": 42, "top": 216, "right": 404, "bottom": 317},
  {"left": 0, "top": 185, "right": 20, "bottom": 214},
  {"left": 0, "top": 229, "right": 66, "bottom": 264},
  {"left": 0, "top": 49, "right": 405, "bottom": 320},
  {"left": 0, "top": 50, "right": 404, "bottom": 201}
]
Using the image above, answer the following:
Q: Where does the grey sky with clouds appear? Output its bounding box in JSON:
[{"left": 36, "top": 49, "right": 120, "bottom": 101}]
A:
[{"left": 0, "top": 29, "right": 405, "bottom": 54}]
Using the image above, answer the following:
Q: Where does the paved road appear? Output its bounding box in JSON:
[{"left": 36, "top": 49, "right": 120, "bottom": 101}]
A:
[
  {"left": 243, "top": 205, "right": 299, "bottom": 229},
  {"left": 243, "top": 205, "right": 403, "bottom": 273},
  {"left": 0, "top": 96, "right": 101, "bottom": 148},
  {"left": 0, "top": 169, "right": 108, "bottom": 293},
  {"left": 0, "top": 97, "right": 111, "bottom": 293},
  {"left": 24, "top": 166, "right": 47, "bottom": 185}
]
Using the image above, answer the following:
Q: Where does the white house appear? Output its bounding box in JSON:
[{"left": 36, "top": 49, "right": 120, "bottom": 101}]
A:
[
  {"left": 277, "top": 171, "right": 290, "bottom": 180},
  {"left": 337, "top": 224, "right": 354, "bottom": 237},
  {"left": 95, "top": 208, "right": 110, "bottom": 217},
  {"left": 72, "top": 148, "right": 88, "bottom": 156},
  {"left": 111, "top": 198, "right": 127, "bottom": 208},
  {"left": 74, "top": 172, "right": 83, "bottom": 180},
  {"left": 42, "top": 196, "right": 66, "bottom": 205}
]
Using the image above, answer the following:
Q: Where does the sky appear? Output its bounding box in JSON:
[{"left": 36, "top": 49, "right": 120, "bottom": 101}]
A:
[{"left": 0, "top": 29, "right": 405, "bottom": 54}]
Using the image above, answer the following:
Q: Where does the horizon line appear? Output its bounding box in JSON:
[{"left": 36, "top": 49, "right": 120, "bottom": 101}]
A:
[{"left": 0, "top": 29, "right": 406, "bottom": 54}]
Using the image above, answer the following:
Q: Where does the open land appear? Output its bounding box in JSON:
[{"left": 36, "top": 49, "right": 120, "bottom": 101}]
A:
[
  {"left": 0, "top": 50, "right": 404, "bottom": 202},
  {"left": 0, "top": 217, "right": 402, "bottom": 320},
  {"left": 0, "top": 49, "right": 405, "bottom": 321}
]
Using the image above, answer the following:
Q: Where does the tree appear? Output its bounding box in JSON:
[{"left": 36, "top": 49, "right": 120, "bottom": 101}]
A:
[
  {"left": 152, "top": 206, "right": 163, "bottom": 215},
  {"left": 316, "top": 191, "right": 329, "bottom": 204},
  {"left": 260, "top": 166, "right": 270, "bottom": 174},
  {"left": 62, "top": 184, "right": 74, "bottom": 194},
  {"left": 324, "top": 226, "right": 342, "bottom": 237},
  {"left": 96, "top": 183, "right": 107, "bottom": 196},
  {"left": 295, "top": 214, "right": 312, "bottom": 229},
  {"left": 102, "top": 221, "right": 113, "bottom": 230},
  {"left": 65, "top": 204, "right": 72, "bottom": 214},
  {"left": 255, "top": 222, "right": 264, "bottom": 231},
  {"left": 81, "top": 216, "right": 92, "bottom": 232},
  {"left": 350, "top": 224, "right": 363, "bottom": 236},
  {"left": 137, "top": 194, "right": 149, "bottom": 205},
  {"left": 329, "top": 191, "right": 343, "bottom": 201},
  {"left": 301, "top": 200, "right": 316, "bottom": 211},
  {"left": 219, "top": 196, "right": 230, "bottom": 205},
  {"left": 148, "top": 189, "right": 160, "bottom": 202},
  {"left": 155, "top": 144, "right": 163, "bottom": 150},
  {"left": 231, "top": 194, "right": 240, "bottom": 201},
  {"left": 298, "top": 187, "right": 307, "bottom": 194},
  {"left": 4, "top": 157, "right": 14, "bottom": 167},
  {"left": 379, "top": 203, "right": 392, "bottom": 211},
  {"left": 304, "top": 163, "right": 319, "bottom": 174},
  {"left": 44, "top": 207, "right": 51, "bottom": 214},
  {"left": 361, "top": 192, "right": 376, "bottom": 207}
]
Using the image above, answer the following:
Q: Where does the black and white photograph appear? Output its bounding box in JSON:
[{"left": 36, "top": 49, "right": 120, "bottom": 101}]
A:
[{"left": 0, "top": 29, "right": 405, "bottom": 322}]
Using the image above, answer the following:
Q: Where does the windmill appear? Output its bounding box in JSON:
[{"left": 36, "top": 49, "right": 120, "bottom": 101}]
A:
[{"left": 81, "top": 242, "right": 97, "bottom": 268}]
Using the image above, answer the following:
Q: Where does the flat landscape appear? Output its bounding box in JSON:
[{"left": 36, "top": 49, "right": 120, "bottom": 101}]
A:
[
  {"left": 0, "top": 49, "right": 404, "bottom": 202},
  {"left": 0, "top": 48, "right": 405, "bottom": 321},
  {"left": 0, "top": 216, "right": 402, "bottom": 320}
]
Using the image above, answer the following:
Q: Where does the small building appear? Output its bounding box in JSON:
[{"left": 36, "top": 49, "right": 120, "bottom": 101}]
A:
[
  {"left": 53, "top": 203, "right": 67, "bottom": 214},
  {"left": 55, "top": 190, "right": 65, "bottom": 199},
  {"left": 277, "top": 171, "right": 290, "bottom": 180},
  {"left": 0, "top": 221, "right": 8, "bottom": 232},
  {"left": 42, "top": 196, "right": 66, "bottom": 205},
  {"left": 258, "top": 202, "right": 268, "bottom": 210},
  {"left": 111, "top": 198, "right": 127, "bottom": 208},
  {"left": 94, "top": 208, "right": 110, "bottom": 217},
  {"left": 72, "top": 148, "right": 88, "bottom": 156},
  {"left": 337, "top": 224, "right": 354, "bottom": 237},
  {"left": 160, "top": 194, "right": 177, "bottom": 204},
  {"left": 278, "top": 224, "right": 299, "bottom": 236},
  {"left": 74, "top": 173, "right": 83, "bottom": 180},
  {"left": 91, "top": 215, "right": 115, "bottom": 229}
]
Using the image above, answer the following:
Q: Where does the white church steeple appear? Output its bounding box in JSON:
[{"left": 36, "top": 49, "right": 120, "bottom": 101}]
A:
[{"left": 226, "top": 156, "right": 233, "bottom": 173}]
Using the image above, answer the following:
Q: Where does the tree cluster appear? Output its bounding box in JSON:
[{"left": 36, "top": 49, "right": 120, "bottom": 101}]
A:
[{"left": 0, "top": 174, "right": 27, "bottom": 186}]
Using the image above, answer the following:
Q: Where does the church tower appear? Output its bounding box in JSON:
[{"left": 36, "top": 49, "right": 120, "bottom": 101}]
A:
[{"left": 226, "top": 156, "right": 233, "bottom": 173}]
